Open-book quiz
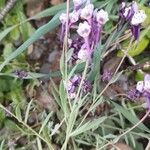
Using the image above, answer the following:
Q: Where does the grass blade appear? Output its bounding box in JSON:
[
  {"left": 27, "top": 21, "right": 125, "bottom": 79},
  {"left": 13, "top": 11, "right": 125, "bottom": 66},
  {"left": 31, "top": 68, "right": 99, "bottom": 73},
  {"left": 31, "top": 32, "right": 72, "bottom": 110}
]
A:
[{"left": 0, "top": 14, "right": 60, "bottom": 72}]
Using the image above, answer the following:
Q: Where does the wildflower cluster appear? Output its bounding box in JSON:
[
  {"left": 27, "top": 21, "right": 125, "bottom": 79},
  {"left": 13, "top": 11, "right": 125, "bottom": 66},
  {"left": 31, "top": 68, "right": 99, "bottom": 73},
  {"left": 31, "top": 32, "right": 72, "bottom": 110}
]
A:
[
  {"left": 59, "top": 0, "right": 109, "bottom": 63},
  {"left": 120, "top": 1, "right": 147, "bottom": 40}
]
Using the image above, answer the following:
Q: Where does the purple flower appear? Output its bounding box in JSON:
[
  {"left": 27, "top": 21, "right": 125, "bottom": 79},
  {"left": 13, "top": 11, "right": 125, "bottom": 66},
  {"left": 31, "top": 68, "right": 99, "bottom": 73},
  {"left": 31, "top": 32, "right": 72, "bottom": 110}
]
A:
[
  {"left": 15, "top": 70, "right": 28, "bottom": 79},
  {"left": 77, "top": 21, "right": 91, "bottom": 38},
  {"left": 96, "top": 9, "right": 109, "bottom": 25},
  {"left": 101, "top": 70, "right": 113, "bottom": 82},
  {"left": 67, "top": 75, "right": 81, "bottom": 94},
  {"left": 120, "top": 1, "right": 147, "bottom": 40},
  {"left": 127, "top": 88, "right": 141, "bottom": 100},
  {"left": 67, "top": 74, "right": 92, "bottom": 98},
  {"left": 77, "top": 47, "right": 89, "bottom": 62},
  {"left": 82, "top": 80, "right": 92, "bottom": 93},
  {"left": 136, "top": 74, "right": 150, "bottom": 109},
  {"left": 69, "top": 10, "right": 80, "bottom": 25},
  {"left": 73, "top": 0, "right": 86, "bottom": 10},
  {"left": 80, "top": 4, "right": 94, "bottom": 20}
]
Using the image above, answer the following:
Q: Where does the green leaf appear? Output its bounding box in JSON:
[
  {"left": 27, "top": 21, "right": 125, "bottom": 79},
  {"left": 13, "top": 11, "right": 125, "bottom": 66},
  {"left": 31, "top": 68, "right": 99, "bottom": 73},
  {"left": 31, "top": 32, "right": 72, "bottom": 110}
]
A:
[
  {"left": 0, "top": 140, "right": 5, "bottom": 150},
  {"left": 66, "top": 48, "right": 74, "bottom": 62},
  {"left": 0, "top": 108, "right": 5, "bottom": 125},
  {"left": 3, "top": 43, "right": 13, "bottom": 59},
  {"left": 24, "top": 100, "right": 33, "bottom": 124},
  {"left": 59, "top": 81, "right": 69, "bottom": 116},
  {"left": 70, "top": 117, "right": 107, "bottom": 137},
  {"left": 112, "top": 102, "right": 150, "bottom": 133},
  {"left": 32, "top": 2, "right": 69, "bottom": 19},
  {"left": 0, "top": 0, "right": 5, "bottom": 7},
  {"left": 0, "top": 2, "right": 67, "bottom": 41},
  {"left": 0, "top": 14, "right": 60, "bottom": 71},
  {"left": 0, "top": 25, "right": 17, "bottom": 42},
  {"left": 89, "top": 44, "right": 103, "bottom": 81},
  {"left": 117, "top": 37, "right": 149, "bottom": 57},
  {"left": 135, "top": 71, "right": 144, "bottom": 81},
  {"left": 15, "top": 104, "right": 22, "bottom": 122},
  {"left": 10, "top": 27, "right": 20, "bottom": 41},
  {"left": 39, "top": 112, "right": 53, "bottom": 134},
  {"left": 4, "top": 119, "right": 19, "bottom": 131}
]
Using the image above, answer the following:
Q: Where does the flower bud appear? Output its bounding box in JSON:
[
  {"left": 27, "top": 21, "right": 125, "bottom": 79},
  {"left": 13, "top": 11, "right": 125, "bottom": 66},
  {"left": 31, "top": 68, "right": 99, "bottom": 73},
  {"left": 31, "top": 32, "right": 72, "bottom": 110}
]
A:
[
  {"left": 77, "top": 21, "right": 91, "bottom": 38},
  {"left": 69, "top": 11, "right": 80, "bottom": 24},
  {"left": 59, "top": 13, "right": 67, "bottom": 24},
  {"left": 96, "top": 9, "right": 109, "bottom": 25},
  {"left": 80, "top": 4, "right": 94, "bottom": 20},
  {"left": 131, "top": 1, "right": 138, "bottom": 13},
  {"left": 123, "top": 7, "right": 131, "bottom": 18},
  {"left": 73, "top": 0, "right": 85, "bottom": 7},
  {"left": 121, "top": 2, "right": 126, "bottom": 9}
]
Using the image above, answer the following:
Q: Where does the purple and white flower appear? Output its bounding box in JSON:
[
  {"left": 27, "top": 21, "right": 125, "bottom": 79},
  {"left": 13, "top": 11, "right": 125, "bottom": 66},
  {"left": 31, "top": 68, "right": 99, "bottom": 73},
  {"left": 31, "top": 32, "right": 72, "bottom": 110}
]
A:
[
  {"left": 59, "top": 13, "right": 67, "bottom": 24},
  {"left": 73, "top": 0, "right": 85, "bottom": 8},
  {"left": 120, "top": 1, "right": 147, "bottom": 40},
  {"left": 131, "top": 10, "right": 147, "bottom": 26},
  {"left": 127, "top": 88, "right": 141, "bottom": 100},
  {"left": 80, "top": 4, "right": 94, "bottom": 20},
  {"left": 101, "top": 69, "right": 113, "bottom": 82},
  {"left": 77, "top": 48, "right": 88, "bottom": 61},
  {"left": 136, "top": 74, "right": 150, "bottom": 109},
  {"left": 69, "top": 11, "right": 80, "bottom": 24},
  {"left": 96, "top": 9, "right": 109, "bottom": 25},
  {"left": 77, "top": 21, "right": 91, "bottom": 38}
]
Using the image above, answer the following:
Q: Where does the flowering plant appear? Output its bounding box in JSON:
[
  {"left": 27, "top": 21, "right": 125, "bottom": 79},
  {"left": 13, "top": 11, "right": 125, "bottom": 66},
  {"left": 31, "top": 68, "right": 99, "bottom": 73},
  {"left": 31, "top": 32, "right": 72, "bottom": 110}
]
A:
[{"left": 0, "top": 0, "right": 150, "bottom": 149}]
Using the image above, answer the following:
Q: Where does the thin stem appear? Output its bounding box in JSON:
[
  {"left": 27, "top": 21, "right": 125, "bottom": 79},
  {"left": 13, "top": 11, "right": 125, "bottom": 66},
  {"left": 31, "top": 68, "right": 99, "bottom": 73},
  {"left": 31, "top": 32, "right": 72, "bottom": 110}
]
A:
[{"left": 61, "top": 0, "right": 71, "bottom": 149}]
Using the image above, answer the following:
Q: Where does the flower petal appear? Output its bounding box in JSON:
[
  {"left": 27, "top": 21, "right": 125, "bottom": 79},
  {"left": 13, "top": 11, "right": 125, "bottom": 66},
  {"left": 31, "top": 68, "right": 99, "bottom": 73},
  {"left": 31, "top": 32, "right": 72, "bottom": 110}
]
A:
[{"left": 136, "top": 81, "right": 144, "bottom": 93}]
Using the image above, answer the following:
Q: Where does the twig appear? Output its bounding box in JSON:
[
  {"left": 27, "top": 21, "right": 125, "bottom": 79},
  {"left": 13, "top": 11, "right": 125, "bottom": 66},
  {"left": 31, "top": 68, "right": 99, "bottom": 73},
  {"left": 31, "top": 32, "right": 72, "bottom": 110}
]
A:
[{"left": 0, "top": 0, "right": 17, "bottom": 22}]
